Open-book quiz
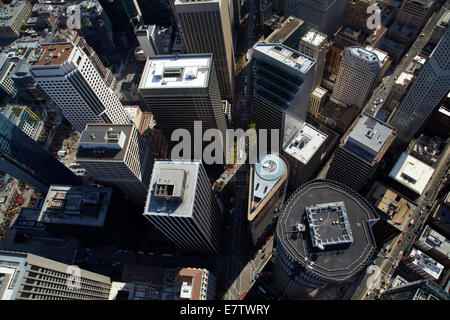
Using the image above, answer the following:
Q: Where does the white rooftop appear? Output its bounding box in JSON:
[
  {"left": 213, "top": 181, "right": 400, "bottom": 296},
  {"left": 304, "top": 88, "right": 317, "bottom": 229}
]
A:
[
  {"left": 418, "top": 225, "right": 450, "bottom": 259},
  {"left": 395, "top": 72, "right": 414, "bottom": 85},
  {"left": 349, "top": 46, "right": 379, "bottom": 63},
  {"left": 284, "top": 123, "right": 327, "bottom": 164},
  {"left": 312, "top": 86, "right": 327, "bottom": 98},
  {"left": 389, "top": 153, "right": 435, "bottom": 195},
  {"left": 139, "top": 55, "right": 211, "bottom": 89},
  {"left": 364, "top": 46, "right": 389, "bottom": 64},
  {"left": 302, "top": 30, "right": 326, "bottom": 47},
  {"left": 409, "top": 249, "right": 444, "bottom": 280},
  {"left": 254, "top": 44, "right": 315, "bottom": 74}
]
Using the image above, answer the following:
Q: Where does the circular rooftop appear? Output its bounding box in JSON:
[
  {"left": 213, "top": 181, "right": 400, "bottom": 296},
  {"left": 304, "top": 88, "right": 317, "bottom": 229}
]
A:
[
  {"left": 255, "top": 154, "right": 285, "bottom": 181},
  {"left": 276, "top": 179, "right": 379, "bottom": 283}
]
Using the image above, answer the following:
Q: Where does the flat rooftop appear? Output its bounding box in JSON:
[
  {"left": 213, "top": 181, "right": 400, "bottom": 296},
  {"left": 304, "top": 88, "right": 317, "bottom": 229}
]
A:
[
  {"left": 418, "top": 225, "right": 450, "bottom": 260},
  {"left": 301, "top": 29, "right": 327, "bottom": 47},
  {"left": 254, "top": 43, "right": 315, "bottom": 75},
  {"left": 144, "top": 160, "right": 200, "bottom": 218},
  {"left": 30, "top": 43, "right": 74, "bottom": 66},
  {"left": 265, "top": 16, "right": 305, "bottom": 44},
  {"left": 276, "top": 179, "right": 378, "bottom": 281},
  {"left": 389, "top": 153, "right": 435, "bottom": 195},
  {"left": 348, "top": 46, "right": 380, "bottom": 63},
  {"left": 395, "top": 72, "right": 414, "bottom": 85},
  {"left": 342, "top": 114, "right": 395, "bottom": 163},
  {"left": 37, "top": 185, "right": 112, "bottom": 227},
  {"left": 76, "top": 124, "right": 133, "bottom": 161},
  {"left": 364, "top": 46, "right": 389, "bottom": 65},
  {"left": 283, "top": 123, "right": 327, "bottom": 164},
  {"left": 312, "top": 86, "right": 327, "bottom": 98},
  {"left": 139, "top": 54, "right": 211, "bottom": 89},
  {"left": 408, "top": 249, "right": 444, "bottom": 280}
]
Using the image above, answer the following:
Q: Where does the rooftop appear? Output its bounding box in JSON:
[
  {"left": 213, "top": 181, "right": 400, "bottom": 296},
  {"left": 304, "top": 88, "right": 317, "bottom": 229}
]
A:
[
  {"left": 265, "top": 16, "right": 305, "bottom": 44},
  {"left": 276, "top": 179, "right": 378, "bottom": 281},
  {"left": 395, "top": 72, "right": 414, "bottom": 85},
  {"left": 30, "top": 43, "right": 74, "bottom": 66},
  {"left": 417, "top": 225, "right": 450, "bottom": 260},
  {"left": 253, "top": 43, "right": 315, "bottom": 75},
  {"left": 144, "top": 160, "right": 200, "bottom": 218},
  {"left": 408, "top": 249, "right": 444, "bottom": 280},
  {"left": 389, "top": 153, "right": 435, "bottom": 195},
  {"left": 0, "top": 0, "right": 29, "bottom": 27},
  {"left": 37, "top": 185, "right": 112, "bottom": 227},
  {"left": 283, "top": 123, "right": 327, "bottom": 164},
  {"left": 139, "top": 54, "right": 211, "bottom": 89},
  {"left": 301, "top": 29, "right": 327, "bottom": 47},
  {"left": 348, "top": 46, "right": 380, "bottom": 62},
  {"left": 76, "top": 124, "right": 134, "bottom": 161},
  {"left": 437, "top": 10, "right": 450, "bottom": 28},
  {"left": 364, "top": 46, "right": 389, "bottom": 65},
  {"left": 342, "top": 114, "right": 395, "bottom": 164}
]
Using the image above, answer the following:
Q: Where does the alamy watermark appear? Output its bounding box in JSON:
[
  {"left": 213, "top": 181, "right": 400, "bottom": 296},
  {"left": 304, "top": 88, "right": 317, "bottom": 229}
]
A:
[
  {"left": 367, "top": 5, "right": 381, "bottom": 31},
  {"left": 66, "top": 265, "right": 81, "bottom": 290}
]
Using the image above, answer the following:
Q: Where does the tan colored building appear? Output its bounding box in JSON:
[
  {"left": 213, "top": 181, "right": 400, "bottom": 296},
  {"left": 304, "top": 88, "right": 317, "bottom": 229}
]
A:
[
  {"left": 299, "top": 29, "right": 328, "bottom": 90},
  {"left": 396, "top": 0, "right": 436, "bottom": 31},
  {"left": 0, "top": 0, "right": 32, "bottom": 38},
  {"left": 308, "top": 86, "right": 327, "bottom": 116},
  {"left": 174, "top": 0, "right": 235, "bottom": 100}
]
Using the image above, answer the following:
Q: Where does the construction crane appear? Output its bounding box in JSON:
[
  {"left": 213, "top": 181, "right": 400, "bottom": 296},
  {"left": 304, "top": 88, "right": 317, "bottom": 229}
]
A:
[{"left": 9, "top": 206, "right": 21, "bottom": 214}]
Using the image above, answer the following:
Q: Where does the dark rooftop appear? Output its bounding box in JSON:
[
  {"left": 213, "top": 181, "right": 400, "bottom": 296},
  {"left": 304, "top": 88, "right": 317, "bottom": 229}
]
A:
[{"left": 276, "top": 179, "right": 379, "bottom": 281}]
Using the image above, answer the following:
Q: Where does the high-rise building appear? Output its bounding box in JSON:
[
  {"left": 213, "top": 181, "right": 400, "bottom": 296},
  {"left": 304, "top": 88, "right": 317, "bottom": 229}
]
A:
[
  {"left": 308, "top": 86, "right": 327, "bottom": 116},
  {"left": 252, "top": 43, "right": 315, "bottom": 148},
  {"left": 0, "top": 113, "right": 80, "bottom": 193},
  {"left": 0, "top": 250, "right": 111, "bottom": 300},
  {"left": 1, "top": 105, "right": 40, "bottom": 139},
  {"left": 396, "top": 0, "right": 436, "bottom": 32},
  {"left": 0, "top": 54, "right": 17, "bottom": 98},
  {"left": 401, "top": 248, "right": 444, "bottom": 281},
  {"left": 144, "top": 160, "right": 223, "bottom": 255},
  {"left": 247, "top": 154, "right": 288, "bottom": 246},
  {"left": 135, "top": 25, "right": 163, "bottom": 58},
  {"left": 138, "top": 54, "right": 227, "bottom": 148},
  {"left": 416, "top": 225, "right": 450, "bottom": 267},
  {"left": 264, "top": 16, "right": 307, "bottom": 51},
  {"left": 273, "top": 179, "right": 378, "bottom": 298},
  {"left": 389, "top": 28, "right": 450, "bottom": 143},
  {"left": 299, "top": 29, "right": 328, "bottom": 90},
  {"left": 380, "top": 279, "right": 450, "bottom": 300},
  {"left": 283, "top": 123, "right": 328, "bottom": 191},
  {"left": 327, "top": 114, "right": 396, "bottom": 192},
  {"left": 331, "top": 46, "right": 381, "bottom": 109},
  {"left": 175, "top": 0, "right": 235, "bottom": 100},
  {"left": 97, "top": 0, "right": 142, "bottom": 37},
  {"left": 284, "top": 0, "right": 349, "bottom": 35},
  {"left": 30, "top": 43, "right": 130, "bottom": 132},
  {"left": 137, "top": 0, "right": 175, "bottom": 27},
  {"left": 383, "top": 72, "right": 414, "bottom": 112},
  {"left": 75, "top": 124, "right": 153, "bottom": 207},
  {"left": 0, "top": 0, "right": 32, "bottom": 38}
]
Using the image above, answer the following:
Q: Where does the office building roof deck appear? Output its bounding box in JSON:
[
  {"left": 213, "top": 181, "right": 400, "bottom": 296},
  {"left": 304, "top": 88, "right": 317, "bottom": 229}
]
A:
[
  {"left": 418, "top": 225, "right": 450, "bottom": 259},
  {"left": 408, "top": 248, "right": 444, "bottom": 280},
  {"left": 348, "top": 46, "right": 380, "bottom": 63},
  {"left": 37, "top": 185, "right": 112, "bottom": 227},
  {"left": 396, "top": 72, "right": 414, "bottom": 85},
  {"left": 301, "top": 29, "right": 327, "bottom": 47},
  {"left": 139, "top": 54, "right": 212, "bottom": 89},
  {"left": 276, "top": 179, "right": 378, "bottom": 281},
  {"left": 389, "top": 153, "right": 435, "bottom": 195},
  {"left": 254, "top": 43, "right": 315, "bottom": 74},
  {"left": 283, "top": 123, "right": 327, "bottom": 164},
  {"left": 265, "top": 16, "right": 305, "bottom": 44},
  {"left": 30, "top": 43, "right": 74, "bottom": 66},
  {"left": 364, "top": 46, "right": 389, "bottom": 65},
  {"left": 76, "top": 124, "right": 134, "bottom": 161},
  {"left": 342, "top": 114, "right": 395, "bottom": 164},
  {"left": 144, "top": 160, "right": 200, "bottom": 218}
]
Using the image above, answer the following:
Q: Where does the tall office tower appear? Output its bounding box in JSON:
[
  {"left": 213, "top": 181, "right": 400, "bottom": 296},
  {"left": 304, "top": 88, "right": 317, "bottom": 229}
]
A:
[
  {"left": 0, "top": 0, "right": 32, "bottom": 39},
  {"left": 175, "top": 0, "right": 235, "bottom": 100},
  {"left": 331, "top": 46, "right": 381, "bottom": 109},
  {"left": 389, "top": 28, "right": 450, "bottom": 143},
  {"left": 75, "top": 124, "right": 153, "bottom": 207},
  {"left": 264, "top": 16, "right": 307, "bottom": 51},
  {"left": 136, "top": 25, "right": 162, "bottom": 58},
  {"left": 283, "top": 123, "right": 328, "bottom": 191},
  {"left": 383, "top": 72, "right": 414, "bottom": 112},
  {"left": 98, "top": 0, "right": 142, "bottom": 37},
  {"left": 247, "top": 154, "right": 288, "bottom": 246},
  {"left": 284, "top": 0, "right": 349, "bottom": 36},
  {"left": 30, "top": 43, "right": 130, "bottom": 132},
  {"left": 308, "top": 86, "right": 327, "bottom": 116},
  {"left": 273, "top": 179, "right": 378, "bottom": 298},
  {"left": 396, "top": 0, "right": 436, "bottom": 31},
  {"left": 345, "top": 0, "right": 377, "bottom": 34},
  {"left": 429, "top": 9, "right": 449, "bottom": 46},
  {"left": 0, "top": 114, "right": 80, "bottom": 193},
  {"left": 144, "top": 160, "right": 223, "bottom": 255},
  {"left": 138, "top": 54, "right": 227, "bottom": 148},
  {"left": 380, "top": 280, "right": 450, "bottom": 300},
  {"left": 137, "top": 0, "right": 175, "bottom": 27},
  {"left": 232, "top": 0, "right": 241, "bottom": 28},
  {"left": 326, "top": 114, "right": 396, "bottom": 191},
  {"left": 252, "top": 43, "right": 315, "bottom": 149},
  {"left": 299, "top": 29, "right": 328, "bottom": 90},
  {"left": 0, "top": 251, "right": 111, "bottom": 300},
  {"left": 0, "top": 54, "right": 17, "bottom": 98}
]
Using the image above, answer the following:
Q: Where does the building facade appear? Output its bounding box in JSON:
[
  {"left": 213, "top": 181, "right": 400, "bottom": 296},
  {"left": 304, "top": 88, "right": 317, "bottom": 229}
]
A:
[{"left": 298, "top": 29, "right": 328, "bottom": 90}]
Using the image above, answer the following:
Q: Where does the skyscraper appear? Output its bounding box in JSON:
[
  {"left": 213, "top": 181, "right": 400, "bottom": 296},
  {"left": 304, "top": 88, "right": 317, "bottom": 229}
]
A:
[
  {"left": 284, "top": 0, "right": 349, "bottom": 36},
  {"left": 144, "top": 160, "right": 223, "bottom": 255},
  {"left": 0, "top": 250, "right": 111, "bottom": 300},
  {"left": 30, "top": 43, "right": 130, "bottom": 132},
  {"left": 298, "top": 29, "right": 328, "bottom": 90},
  {"left": 389, "top": 28, "right": 450, "bottom": 142},
  {"left": 331, "top": 46, "right": 381, "bottom": 109},
  {"left": 263, "top": 16, "right": 307, "bottom": 50},
  {"left": 175, "top": 0, "right": 235, "bottom": 100},
  {"left": 252, "top": 43, "right": 315, "bottom": 148},
  {"left": 396, "top": 0, "right": 436, "bottom": 32},
  {"left": 138, "top": 54, "right": 227, "bottom": 148},
  {"left": 75, "top": 124, "right": 153, "bottom": 207},
  {"left": 137, "top": 0, "right": 175, "bottom": 27},
  {"left": 326, "top": 114, "right": 396, "bottom": 192},
  {"left": 0, "top": 113, "right": 81, "bottom": 193}
]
